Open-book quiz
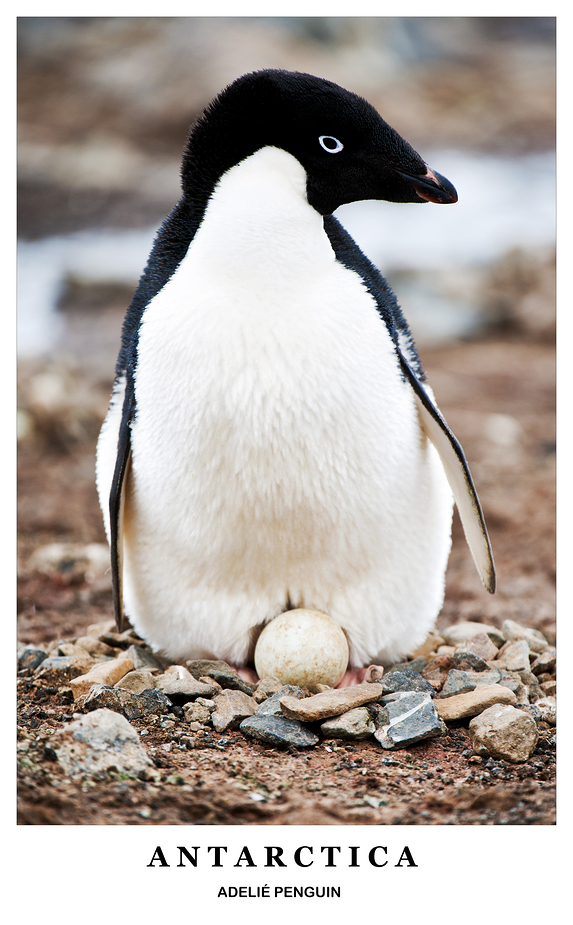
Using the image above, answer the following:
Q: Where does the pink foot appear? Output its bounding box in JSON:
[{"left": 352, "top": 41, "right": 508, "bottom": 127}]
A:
[
  {"left": 235, "top": 666, "right": 259, "bottom": 684},
  {"left": 335, "top": 665, "right": 384, "bottom": 687}
]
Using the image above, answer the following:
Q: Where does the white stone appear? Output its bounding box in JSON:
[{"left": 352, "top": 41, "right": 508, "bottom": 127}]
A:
[
  {"left": 469, "top": 704, "right": 538, "bottom": 763},
  {"left": 254, "top": 609, "right": 349, "bottom": 692}
]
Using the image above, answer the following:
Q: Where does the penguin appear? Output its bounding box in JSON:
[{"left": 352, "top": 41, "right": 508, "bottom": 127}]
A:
[{"left": 96, "top": 69, "right": 495, "bottom": 682}]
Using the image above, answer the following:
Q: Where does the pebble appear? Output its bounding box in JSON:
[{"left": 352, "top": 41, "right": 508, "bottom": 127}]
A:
[
  {"left": 436, "top": 684, "right": 517, "bottom": 722},
  {"left": 469, "top": 704, "right": 539, "bottom": 763},
  {"left": 320, "top": 707, "right": 376, "bottom": 740},
  {"left": 374, "top": 692, "right": 444, "bottom": 750},
  {"left": 114, "top": 669, "right": 157, "bottom": 693},
  {"left": 240, "top": 714, "right": 320, "bottom": 749},
  {"left": 211, "top": 689, "right": 257, "bottom": 733},
  {"left": 388, "top": 656, "right": 427, "bottom": 674},
  {"left": 126, "top": 644, "right": 167, "bottom": 672},
  {"left": 379, "top": 669, "right": 435, "bottom": 697},
  {"left": 452, "top": 651, "right": 490, "bottom": 672},
  {"left": 515, "top": 669, "right": 542, "bottom": 703},
  {"left": 540, "top": 680, "right": 557, "bottom": 696},
  {"left": 462, "top": 668, "right": 503, "bottom": 687},
  {"left": 496, "top": 675, "right": 530, "bottom": 705},
  {"left": 35, "top": 654, "right": 96, "bottom": 682},
  {"left": 155, "top": 672, "right": 221, "bottom": 701},
  {"left": 441, "top": 622, "right": 505, "bottom": 648},
  {"left": 501, "top": 619, "right": 549, "bottom": 654},
  {"left": 73, "top": 636, "right": 119, "bottom": 658},
  {"left": 69, "top": 655, "right": 134, "bottom": 698},
  {"left": 186, "top": 659, "right": 257, "bottom": 695},
  {"left": 84, "top": 684, "right": 172, "bottom": 719},
  {"left": 530, "top": 650, "right": 556, "bottom": 676},
  {"left": 253, "top": 677, "right": 283, "bottom": 703},
  {"left": 279, "top": 682, "right": 385, "bottom": 722},
  {"left": 438, "top": 669, "right": 477, "bottom": 698},
  {"left": 456, "top": 632, "right": 499, "bottom": 662},
  {"left": 493, "top": 640, "right": 531, "bottom": 672},
  {"left": 99, "top": 630, "right": 143, "bottom": 650},
  {"left": 534, "top": 696, "right": 556, "bottom": 725},
  {"left": 183, "top": 702, "right": 212, "bottom": 725},
  {"left": 18, "top": 646, "right": 48, "bottom": 671},
  {"left": 49, "top": 708, "right": 153, "bottom": 779},
  {"left": 255, "top": 685, "right": 307, "bottom": 716}
]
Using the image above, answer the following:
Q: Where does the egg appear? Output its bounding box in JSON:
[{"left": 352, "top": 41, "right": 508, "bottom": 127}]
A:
[{"left": 254, "top": 609, "right": 349, "bottom": 691}]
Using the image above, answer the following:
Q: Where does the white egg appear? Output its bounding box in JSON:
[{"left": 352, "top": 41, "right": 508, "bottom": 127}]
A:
[{"left": 254, "top": 609, "right": 349, "bottom": 691}]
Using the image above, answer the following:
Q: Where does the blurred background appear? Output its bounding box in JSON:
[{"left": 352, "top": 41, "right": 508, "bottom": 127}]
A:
[{"left": 17, "top": 17, "right": 556, "bottom": 646}]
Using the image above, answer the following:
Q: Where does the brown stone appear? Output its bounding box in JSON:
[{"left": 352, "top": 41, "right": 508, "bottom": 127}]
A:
[
  {"left": 279, "top": 682, "right": 384, "bottom": 722},
  {"left": 494, "top": 640, "right": 531, "bottom": 672},
  {"left": 469, "top": 704, "right": 538, "bottom": 762},
  {"left": 69, "top": 656, "right": 135, "bottom": 698},
  {"left": 114, "top": 669, "right": 157, "bottom": 693},
  {"left": 436, "top": 685, "right": 517, "bottom": 722},
  {"left": 457, "top": 632, "right": 499, "bottom": 662},
  {"left": 211, "top": 690, "right": 256, "bottom": 732}
]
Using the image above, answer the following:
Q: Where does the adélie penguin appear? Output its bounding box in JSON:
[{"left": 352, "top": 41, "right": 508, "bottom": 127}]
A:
[{"left": 96, "top": 69, "right": 495, "bottom": 683}]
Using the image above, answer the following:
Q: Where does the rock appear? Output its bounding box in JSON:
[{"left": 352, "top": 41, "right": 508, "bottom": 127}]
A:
[
  {"left": 186, "top": 659, "right": 257, "bottom": 695},
  {"left": 18, "top": 646, "right": 48, "bottom": 671},
  {"left": 408, "top": 632, "right": 445, "bottom": 659},
  {"left": 69, "top": 655, "right": 134, "bottom": 698},
  {"left": 73, "top": 636, "right": 119, "bottom": 658},
  {"left": 441, "top": 622, "right": 504, "bottom": 648},
  {"left": 35, "top": 654, "right": 95, "bottom": 682},
  {"left": 28, "top": 542, "right": 110, "bottom": 586},
  {"left": 84, "top": 684, "right": 172, "bottom": 719},
  {"left": 540, "top": 680, "right": 557, "bottom": 697},
  {"left": 240, "top": 714, "right": 319, "bottom": 749},
  {"left": 155, "top": 672, "right": 221, "bottom": 701},
  {"left": 49, "top": 708, "right": 153, "bottom": 779},
  {"left": 452, "top": 651, "right": 490, "bottom": 672},
  {"left": 211, "top": 689, "right": 256, "bottom": 732},
  {"left": 436, "top": 685, "right": 517, "bottom": 722},
  {"left": 501, "top": 619, "right": 549, "bottom": 654},
  {"left": 463, "top": 669, "right": 503, "bottom": 687},
  {"left": 253, "top": 677, "right": 283, "bottom": 703},
  {"left": 99, "top": 630, "right": 144, "bottom": 649},
  {"left": 125, "top": 644, "right": 167, "bottom": 672},
  {"left": 255, "top": 685, "right": 307, "bottom": 716},
  {"left": 379, "top": 669, "right": 435, "bottom": 697},
  {"left": 183, "top": 702, "right": 212, "bottom": 725},
  {"left": 496, "top": 675, "right": 529, "bottom": 705},
  {"left": 456, "top": 632, "right": 499, "bottom": 662},
  {"left": 515, "top": 669, "right": 542, "bottom": 702},
  {"left": 114, "top": 669, "right": 156, "bottom": 693},
  {"left": 422, "top": 655, "right": 454, "bottom": 674},
  {"left": 279, "top": 682, "right": 384, "bottom": 722},
  {"left": 469, "top": 704, "right": 539, "bottom": 763},
  {"left": 419, "top": 668, "right": 448, "bottom": 692},
  {"left": 531, "top": 650, "right": 556, "bottom": 676},
  {"left": 494, "top": 640, "right": 531, "bottom": 672},
  {"left": 374, "top": 692, "right": 444, "bottom": 749},
  {"left": 320, "top": 707, "right": 375, "bottom": 740},
  {"left": 534, "top": 696, "right": 556, "bottom": 725},
  {"left": 388, "top": 656, "right": 427, "bottom": 674},
  {"left": 438, "top": 669, "right": 477, "bottom": 698}
]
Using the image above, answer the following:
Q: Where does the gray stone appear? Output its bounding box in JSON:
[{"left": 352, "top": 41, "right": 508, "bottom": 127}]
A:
[
  {"left": 379, "top": 669, "right": 435, "bottom": 697},
  {"left": 34, "top": 654, "right": 95, "bottom": 681},
  {"left": 496, "top": 675, "right": 530, "bottom": 705},
  {"left": 463, "top": 668, "right": 503, "bottom": 687},
  {"left": 386, "top": 656, "right": 427, "bottom": 674},
  {"left": 320, "top": 707, "right": 375, "bottom": 740},
  {"left": 18, "top": 647, "right": 48, "bottom": 671},
  {"left": 438, "top": 669, "right": 477, "bottom": 698},
  {"left": 240, "top": 714, "right": 319, "bottom": 748},
  {"left": 515, "top": 669, "right": 542, "bottom": 702},
  {"left": 501, "top": 619, "right": 549, "bottom": 654},
  {"left": 441, "top": 622, "right": 504, "bottom": 648},
  {"left": 125, "top": 644, "right": 167, "bottom": 672},
  {"left": 469, "top": 704, "right": 539, "bottom": 763},
  {"left": 374, "top": 692, "right": 443, "bottom": 750},
  {"left": 256, "top": 685, "right": 307, "bottom": 716},
  {"left": 211, "top": 689, "right": 256, "bottom": 732},
  {"left": 49, "top": 708, "right": 153, "bottom": 779},
  {"left": 452, "top": 651, "right": 490, "bottom": 672},
  {"left": 186, "top": 659, "right": 257, "bottom": 694},
  {"left": 84, "top": 684, "right": 172, "bottom": 720},
  {"left": 83, "top": 684, "right": 124, "bottom": 714},
  {"left": 155, "top": 672, "right": 221, "bottom": 701},
  {"left": 253, "top": 677, "right": 283, "bottom": 703}
]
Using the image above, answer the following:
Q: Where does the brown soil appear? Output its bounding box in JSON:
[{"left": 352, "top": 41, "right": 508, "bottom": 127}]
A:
[{"left": 17, "top": 333, "right": 556, "bottom": 826}]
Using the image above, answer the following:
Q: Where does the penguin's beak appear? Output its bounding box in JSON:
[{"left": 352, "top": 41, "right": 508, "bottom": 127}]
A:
[{"left": 395, "top": 166, "right": 458, "bottom": 204}]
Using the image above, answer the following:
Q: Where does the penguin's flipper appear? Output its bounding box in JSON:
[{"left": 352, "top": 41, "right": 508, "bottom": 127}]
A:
[
  {"left": 399, "top": 354, "right": 496, "bottom": 594},
  {"left": 109, "top": 386, "right": 134, "bottom": 632}
]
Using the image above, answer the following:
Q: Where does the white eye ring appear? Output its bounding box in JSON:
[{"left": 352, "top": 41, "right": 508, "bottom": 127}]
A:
[{"left": 319, "top": 135, "right": 344, "bottom": 154}]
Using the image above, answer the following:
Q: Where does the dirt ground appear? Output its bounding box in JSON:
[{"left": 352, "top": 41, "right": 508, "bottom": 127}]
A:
[{"left": 17, "top": 330, "right": 556, "bottom": 826}]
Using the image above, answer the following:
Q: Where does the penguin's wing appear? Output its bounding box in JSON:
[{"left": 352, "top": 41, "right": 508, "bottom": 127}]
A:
[
  {"left": 398, "top": 354, "right": 496, "bottom": 593},
  {"left": 109, "top": 383, "right": 135, "bottom": 632}
]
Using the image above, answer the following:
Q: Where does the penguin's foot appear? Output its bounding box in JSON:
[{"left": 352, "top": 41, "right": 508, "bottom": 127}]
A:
[
  {"left": 236, "top": 666, "right": 259, "bottom": 684},
  {"left": 335, "top": 665, "right": 384, "bottom": 687}
]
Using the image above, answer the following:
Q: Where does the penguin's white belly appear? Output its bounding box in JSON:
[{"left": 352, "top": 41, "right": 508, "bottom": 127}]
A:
[{"left": 98, "top": 149, "right": 454, "bottom": 665}]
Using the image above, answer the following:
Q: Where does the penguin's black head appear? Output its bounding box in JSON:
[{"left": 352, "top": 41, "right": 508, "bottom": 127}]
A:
[{"left": 182, "top": 69, "right": 457, "bottom": 216}]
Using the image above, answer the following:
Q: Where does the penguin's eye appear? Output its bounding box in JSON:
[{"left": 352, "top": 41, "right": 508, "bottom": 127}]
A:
[{"left": 319, "top": 135, "right": 344, "bottom": 154}]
